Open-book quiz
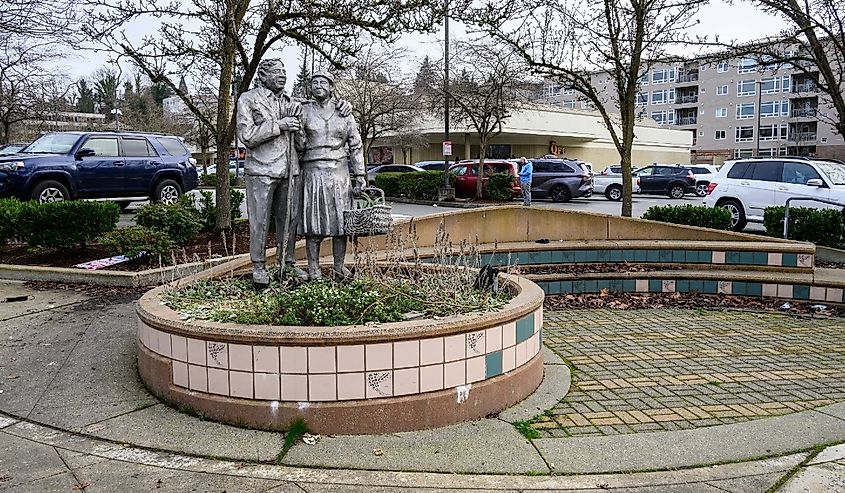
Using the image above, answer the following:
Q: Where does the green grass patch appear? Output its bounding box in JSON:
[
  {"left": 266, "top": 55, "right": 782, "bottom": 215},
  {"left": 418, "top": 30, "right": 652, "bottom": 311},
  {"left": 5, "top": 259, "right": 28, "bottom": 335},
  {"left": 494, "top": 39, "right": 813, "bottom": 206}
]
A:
[
  {"left": 514, "top": 420, "right": 541, "bottom": 440},
  {"left": 276, "top": 419, "right": 308, "bottom": 463}
]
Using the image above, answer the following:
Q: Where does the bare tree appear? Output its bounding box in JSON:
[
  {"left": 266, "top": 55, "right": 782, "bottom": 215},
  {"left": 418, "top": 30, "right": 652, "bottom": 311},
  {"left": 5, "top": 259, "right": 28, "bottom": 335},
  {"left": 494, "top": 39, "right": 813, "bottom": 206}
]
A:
[
  {"left": 84, "top": 0, "right": 440, "bottom": 230},
  {"left": 473, "top": 0, "right": 705, "bottom": 216},
  {"left": 441, "top": 40, "right": 531, "bottom": 199},
  {"left": 334, "top": 45, "right": 423, "bottom": 165},
  {"left": 735, "top": 0, "right": 845, "bottom": 138},
  {"left": 1, "top": 0, "right": 78, "bottom": 39}
]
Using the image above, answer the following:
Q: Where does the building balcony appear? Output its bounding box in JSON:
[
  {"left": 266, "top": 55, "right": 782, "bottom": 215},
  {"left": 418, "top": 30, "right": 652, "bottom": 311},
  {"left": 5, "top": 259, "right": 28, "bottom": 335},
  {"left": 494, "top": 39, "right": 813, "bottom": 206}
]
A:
[
  {"left": 677, "top": 73, "right": 699, "bottom": 83},
  {"left": 789, "top": 132, "right": 817, "bottom": 142},
  {"left": 791, "top": 108, "right": 818, "bottom": 118},
  {"left": 676, "top": 95, "right": 698, "bottom": 104},
  {"left": 676, "top": 116, "right": 697, "bottom": 125},
  {"left": 791, "top": 83, "right": 818, "bottom": 93}
]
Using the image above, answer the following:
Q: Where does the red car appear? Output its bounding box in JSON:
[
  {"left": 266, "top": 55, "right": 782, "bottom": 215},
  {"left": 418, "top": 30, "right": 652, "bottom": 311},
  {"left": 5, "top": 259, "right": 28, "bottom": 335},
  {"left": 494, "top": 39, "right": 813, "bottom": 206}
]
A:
[{"left": 449, "top": 160, "right": 521, "bottom": 198}]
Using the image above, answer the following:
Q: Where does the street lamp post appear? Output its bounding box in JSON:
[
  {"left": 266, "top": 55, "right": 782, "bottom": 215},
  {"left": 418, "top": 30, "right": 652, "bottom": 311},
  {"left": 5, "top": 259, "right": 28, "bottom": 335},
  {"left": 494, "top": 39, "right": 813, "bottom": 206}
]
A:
[{"left": 438, "top": 0, "right": 455, "bottom": 200}]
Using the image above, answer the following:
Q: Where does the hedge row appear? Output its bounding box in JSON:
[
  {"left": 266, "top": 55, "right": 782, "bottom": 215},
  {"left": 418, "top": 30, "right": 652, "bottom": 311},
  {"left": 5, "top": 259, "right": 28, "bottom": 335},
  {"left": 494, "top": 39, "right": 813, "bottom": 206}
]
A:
[
  {"left": 374, "top": 171, "right": 448, "bottom": 200},
  {"left": 0, "top": 199, "right": 119, "bottom": 248},
  {"left": 763, "top": 206, "right": 844, "bottom": 248},
  {"left": 641, "top": 204, "right": 733, "bottom": 231}
]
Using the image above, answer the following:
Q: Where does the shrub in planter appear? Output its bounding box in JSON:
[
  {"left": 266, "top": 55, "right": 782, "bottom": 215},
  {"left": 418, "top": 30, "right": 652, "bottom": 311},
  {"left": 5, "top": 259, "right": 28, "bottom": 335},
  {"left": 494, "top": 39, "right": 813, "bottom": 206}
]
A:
[
  {"left": 641, "top": 204, "right": 732, "bottom": 230},
  {"left": 485, "top": 172, "right": 516, "bottom": 201},
  {"left": 17, "top": 200, "right": 120, "bottom": 249},
  {"left": 763, "top": 206, "right": 844, "bottom": 247},
  {"left": 397, "top": 171, "right": 447, "bottom": 200},
  {"left": 374, "top": 172, "right": 402, "bottom": 197},
  {"left": 0, "top": 198, "right": 23, "bottom": 244},
  {"left": 196, "top": 189, "right": 245, "bottom": 230},
  {"left": 200, "top": 172, "right": 239, "bottom": 187},
  {"left": 135, "top": 200, "right": 202, "bottom": 245},
  {"left": 99, "top": 225, "right": 175, "bottom": 260}
]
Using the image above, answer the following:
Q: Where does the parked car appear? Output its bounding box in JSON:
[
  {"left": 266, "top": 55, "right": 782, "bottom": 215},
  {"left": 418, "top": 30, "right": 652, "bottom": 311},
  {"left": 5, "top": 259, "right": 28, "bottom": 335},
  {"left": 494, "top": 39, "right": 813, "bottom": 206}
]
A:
[
  {"left": 703, "top": 157, "right": 845, "bottom": 231},
  {"left": 600, "top": 164, "right": 640, "bottom": 176},
  {"left": 593, "top": 172, "right": 641, "bottom": 201},
  {"left": 202, "top": 159, "right": 244, "bottom": 177},
  {"left": 366, "top": 164, "right": 424, "bottom": 184},
  {"left": 449, "top": 160, "right": 521, "bottom": 198},
  {"left": 528, "top": 158, "right": 593, "bottom": 202},
  {"left": 0, "top": 131, "right": 198, "bottom": 206},
  {"left": 414, "top": 160, "right": 450, "bottom": 171},
  {"left": 0, "top": 143, "right": 28, "bottom": 156},
  {"left": 688, "top": 165, "right": 719, "bottom": 197},
  {"left": 635, "top": 165, "right": 697, "bottom": 199}
]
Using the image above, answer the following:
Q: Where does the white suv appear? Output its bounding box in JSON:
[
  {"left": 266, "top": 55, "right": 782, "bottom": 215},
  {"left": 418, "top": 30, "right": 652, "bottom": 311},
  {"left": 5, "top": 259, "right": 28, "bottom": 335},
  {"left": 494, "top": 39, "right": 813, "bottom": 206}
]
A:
[
  {"left": 688, "top": 165, "right": 719, "bottom": 197},
  {"left": 703, "top": 157, "right": 845, "bottom": 231}
]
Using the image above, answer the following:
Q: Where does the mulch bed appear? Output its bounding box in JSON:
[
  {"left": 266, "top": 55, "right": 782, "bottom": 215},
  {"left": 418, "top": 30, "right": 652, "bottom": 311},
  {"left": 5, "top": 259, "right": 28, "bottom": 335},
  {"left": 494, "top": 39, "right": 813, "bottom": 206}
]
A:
[
  {"left": 546, "top": 291, "right": 845, "bottom": 318},
  {"left": 523, "top": 263, "right": 685, "bottom": 275},
  {"left": 0, "top": 221, "right": 272, "bottom": 272},
  {"left": 816, "top": 260, "right": 845, "bottom": 270}
]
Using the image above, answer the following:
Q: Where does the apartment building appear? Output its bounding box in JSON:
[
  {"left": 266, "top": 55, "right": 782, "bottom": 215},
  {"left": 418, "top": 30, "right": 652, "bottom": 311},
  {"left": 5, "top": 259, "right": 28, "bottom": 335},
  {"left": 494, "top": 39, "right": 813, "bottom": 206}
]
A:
[{"left": 542, "top": 55, "right": 845, "bottom": 165}]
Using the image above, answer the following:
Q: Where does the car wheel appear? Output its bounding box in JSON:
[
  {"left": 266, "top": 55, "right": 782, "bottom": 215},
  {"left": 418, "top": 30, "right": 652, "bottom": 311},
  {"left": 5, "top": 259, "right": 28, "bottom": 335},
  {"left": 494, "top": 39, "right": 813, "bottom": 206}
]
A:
[
  {"left": 30, "top": 180, "right": 70, "bottom": 203},
  {"left": 152, "top": 179, "right": 182, "bottom": 205},
  {"left": 719, "top": 199, "right": 747, "bottom": 231},
  {"left": 605, "top": 185, "right": 623, "bottom": 201},
  {"left": 668, "top": 184, "right": 685, "bottom": 199},
  {"left": 695, "top": 183, "right": 708, "bottom": 197},
  {"left": 582, "top": 189, "right": 592, "bottom": 198},
  {"left": 549, "top": 185, "right": 571, "bottom": 203}
]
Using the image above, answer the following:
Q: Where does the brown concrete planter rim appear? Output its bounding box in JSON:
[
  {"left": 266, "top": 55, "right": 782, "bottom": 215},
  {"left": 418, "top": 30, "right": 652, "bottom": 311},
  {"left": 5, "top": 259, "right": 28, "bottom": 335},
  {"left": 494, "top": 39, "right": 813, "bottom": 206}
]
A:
[{"left": 137, "top": 262, "right": 544, "bottom": 346}]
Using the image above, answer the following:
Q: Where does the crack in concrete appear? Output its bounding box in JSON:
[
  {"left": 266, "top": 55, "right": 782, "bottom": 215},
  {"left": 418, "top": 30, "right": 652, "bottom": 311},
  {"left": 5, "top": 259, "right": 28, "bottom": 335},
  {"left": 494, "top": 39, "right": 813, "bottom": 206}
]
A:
[
  {"left": 53, "top": 446, "right": 88, "bottom": 492},
  {"left": 78, "top": 402, "right": 157, "bottom": 430}
]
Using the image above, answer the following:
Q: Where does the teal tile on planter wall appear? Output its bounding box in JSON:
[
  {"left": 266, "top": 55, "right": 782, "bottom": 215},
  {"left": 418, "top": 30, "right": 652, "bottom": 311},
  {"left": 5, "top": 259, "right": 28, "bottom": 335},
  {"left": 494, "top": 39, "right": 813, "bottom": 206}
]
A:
[
  {"left": 539, "top": 251, "right": 553, "bottom": 264},
  {"left": 698, "top": 251, "right": 713, "bottom": 264},
  {"left": 746, "top": 282, "right": 762, "bottom": 297},
  {"left": 610, "top": 250, "right": 623, "bottom": 262},
  {"left": 573, "top": 250, "right": 587, "bottom": 263},
  {"left": 689, "top": 280, "right": 704, "bottom": 292},
  {"left": 536, "top": 281, "right": 549, "bottom": 293},
  {"left": 726, "top": 251, "right": 741, "bottom": 264},
  {"left": 572, "top": 280, "right": 586, "bottom": 293},
  {"left": 649, "top": 279, "right": 662, "bottom": 292},
  {"left": 516, "top": 314, "right": 534, "bottom": 344},
  {"left": 672, "top": 250, "right": 686, "bottom": 262},
  {"left": 596, "top": 250, "right": 609, "bottom": 262},
  {"left": 529, "top": 251, "right": 541, "bottom": 264},
  {"left": 560, "top": 281, "right": 573, "bottom": 293},
  {"left": 646, "top": 250, "right": 660, "bottom": 262},
  {"left": 610, "top": 280, "right": 624, "bottom": 292},
  {"left": 793, "top": 285, "right": 810, "bottom": 300},
  {"left": 584, "top": 250, "right": 599, "bottom": 262},
  {"left": 739, "top": 252, "right": 754, "bottom": 265},
  {"left": 622, "top": 250, "right": 636, "bottom": 262},
  {"left": 584, "top": 280, "right": 599, "bottom": 293},
  {"left": 551, "top": 250, "right": 564, "bottom": 263},
  {"left": 623, "top": 280, "right": 636, "bottom": 292},
  {"left": 782, "top": 253, "right": 798, "bottom": 267},
  {"left": 635, "top": 250, "right": 648, "bottom": 262},
  {"left": 703, "top": 281, "right": 718, "bottom": 294},
  {"left": 753, "top": 252, "right": 768, "bottom": 265},
  {"left": 732, "top": 281, "right": 747, "bottom": 296},
  {"left": 485, "top": 351, "right": 503, "bottom": 378},
  {"left": 659, "top": 250, "right": 672, "bottom": 262},
  {"left": 560, "top": 250, "right": 574, "bottom": 263},
  {"left": 676, "top": 280, "right": 690, "bottom": 293}
]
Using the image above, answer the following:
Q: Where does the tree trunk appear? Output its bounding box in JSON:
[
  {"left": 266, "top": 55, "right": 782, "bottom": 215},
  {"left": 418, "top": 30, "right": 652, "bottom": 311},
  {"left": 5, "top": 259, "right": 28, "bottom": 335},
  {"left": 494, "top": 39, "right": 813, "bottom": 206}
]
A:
[
  {"left": 620, "top": 121, "right": 636, "bottom": 217},
  {"left": 213, "top": 50, "right": 235, "bottom": 231},
  {"left": 475, "top": 139, "right": 487, "bottom": 199}
]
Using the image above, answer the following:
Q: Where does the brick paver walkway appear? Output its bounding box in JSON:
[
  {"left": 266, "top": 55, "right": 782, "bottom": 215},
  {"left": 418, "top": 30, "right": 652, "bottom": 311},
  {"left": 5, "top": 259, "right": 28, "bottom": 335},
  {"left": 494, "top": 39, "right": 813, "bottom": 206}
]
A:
[{"left": 536, "top": 309, "right": 845, "bottom": 437}]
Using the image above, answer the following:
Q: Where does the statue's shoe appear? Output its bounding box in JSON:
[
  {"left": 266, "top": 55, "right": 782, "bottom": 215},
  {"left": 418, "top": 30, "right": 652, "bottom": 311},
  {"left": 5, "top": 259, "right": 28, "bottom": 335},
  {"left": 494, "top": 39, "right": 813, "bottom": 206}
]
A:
[{"left": 252, "top": 268, "right": 270, "bottom": 290}]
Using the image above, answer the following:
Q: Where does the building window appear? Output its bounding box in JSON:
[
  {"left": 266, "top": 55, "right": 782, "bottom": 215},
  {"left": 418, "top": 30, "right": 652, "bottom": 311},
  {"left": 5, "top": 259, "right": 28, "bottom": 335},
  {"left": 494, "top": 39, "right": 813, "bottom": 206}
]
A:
[
  {"left": 782, "top": 75, "right": 792, "bottom": 93},
  {"left": 637, "top": 73, "right": 649, "bottom": 86},
  {"left": 737, "top": 57, "right": 758, "bottom": 74},
  {"left": 737, "top": 80, "right": 756, "bottom": 96},
  {"left": 716, "top": 85, "right": 728, "bottom": 95},
  {"left": 651, "top": 68, "right": 676, "bottom": 84},
  {"left": 562, "top": 100, "right": 576, "bottom": 109},
  {"left": 760, "top": 77, "right": 780, "bottom": 94},
  {"left": 736, "top": 103, "right": 755, "bottom": 119},
  {"left": 581, "top": 100, "right": 594, "bottom": 110},
  {"left": 636, "top": 92, "right": 648, "bottom": 107},
  {"left": 758, "top": 147, "right": 788, "bottom": 157},
  {"left": 717, "top": 62, "right": 729, "bottom": 73},
  {"left": 735, "top": 126, "right": 754, "bottom": 142},
  {"left": 759, "top": 123, "right": 788, "bottom": 141},
  {"left": 651, "top": 109, "right": 675, "bottom": 125},
  {"left": 735, "top": 148, "right": 755, "bottom": 158},
  {"left": 715, "top": 107, "right": 728, "bottom": 118},
  {"left": 563, "top": 87, "right": 574, "bottom": 95},
  {"left": 651, "top": 88, "right": 675, "bottom": 105},
  {"left": 760, "top": 55, "right": 779, "bottom": 71},
  {"left": 760, "top": 100, "right": 789, "bottom": 118},
  {"left": 715, "top": 130, "right": 726, "bottom": 140}
]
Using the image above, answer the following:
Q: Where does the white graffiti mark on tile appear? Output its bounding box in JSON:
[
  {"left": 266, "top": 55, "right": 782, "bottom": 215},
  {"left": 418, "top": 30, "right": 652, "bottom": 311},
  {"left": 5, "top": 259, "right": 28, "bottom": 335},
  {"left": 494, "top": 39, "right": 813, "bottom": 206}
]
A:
[{"left": 456, "top": 384, "right": 471, "bottom": 404}]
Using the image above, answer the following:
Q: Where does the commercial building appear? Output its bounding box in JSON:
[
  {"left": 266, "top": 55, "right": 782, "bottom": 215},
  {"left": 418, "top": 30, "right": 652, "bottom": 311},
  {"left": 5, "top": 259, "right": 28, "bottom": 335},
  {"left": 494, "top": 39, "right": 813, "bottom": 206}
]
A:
[
  {"left": 377, "top": 104, "right": 692, "bottom": 167},
  {"left": 542, "top": 55, "right": 845, "bottom": 165}
]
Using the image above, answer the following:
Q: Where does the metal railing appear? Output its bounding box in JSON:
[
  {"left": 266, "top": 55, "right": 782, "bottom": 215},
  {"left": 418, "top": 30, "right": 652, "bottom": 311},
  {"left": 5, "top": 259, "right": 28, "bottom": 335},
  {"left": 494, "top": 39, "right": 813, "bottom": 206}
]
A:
[
  {"left": 677, "top": 73, "right": 699, "bottom": 83},
  {"left": 791, "top": 108, "right": 817, "bottom": 118},
  {"left": 788, "top": 131, "right": 817, "bottom": 141},
  {"left": 792, "top": 83, "right": 817, "bottom": 93},
  {"left": 678, "top": 95, "right": 699, "bottom": 103},
  {"left": 677, "top": 117, "right": 697, "bottom": 125},
  {"left": 783, "top": 197, "right": 845, "bottom": 239}
]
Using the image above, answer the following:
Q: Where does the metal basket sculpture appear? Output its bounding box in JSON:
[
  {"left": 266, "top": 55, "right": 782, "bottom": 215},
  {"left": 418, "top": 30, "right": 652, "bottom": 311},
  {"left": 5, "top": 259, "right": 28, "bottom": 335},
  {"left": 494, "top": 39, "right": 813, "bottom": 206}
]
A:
[{"left": 343, "top": 187, "right": 393, "bottom": 236}]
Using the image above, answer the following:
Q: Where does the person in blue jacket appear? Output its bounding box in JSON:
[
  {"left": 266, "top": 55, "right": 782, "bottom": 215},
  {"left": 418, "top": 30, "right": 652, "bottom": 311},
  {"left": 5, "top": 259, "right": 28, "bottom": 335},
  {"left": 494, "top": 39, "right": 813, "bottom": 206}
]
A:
[{"left": 518, "top": 156, "right": 533, "bottom": 206}]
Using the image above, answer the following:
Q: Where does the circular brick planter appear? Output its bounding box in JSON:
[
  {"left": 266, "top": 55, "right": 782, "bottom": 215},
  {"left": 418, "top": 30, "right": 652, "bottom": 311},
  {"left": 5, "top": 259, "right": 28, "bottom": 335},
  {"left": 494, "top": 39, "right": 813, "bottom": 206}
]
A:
[{"left": 136, "top": 271, "right": 545, "bottom": 434}]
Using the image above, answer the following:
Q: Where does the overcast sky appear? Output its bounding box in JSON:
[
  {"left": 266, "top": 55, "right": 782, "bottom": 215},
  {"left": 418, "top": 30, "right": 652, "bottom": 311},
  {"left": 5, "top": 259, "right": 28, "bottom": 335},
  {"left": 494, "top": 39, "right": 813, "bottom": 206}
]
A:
[{"left": 60, "top": 0, "right": 789, "bottom": 90}]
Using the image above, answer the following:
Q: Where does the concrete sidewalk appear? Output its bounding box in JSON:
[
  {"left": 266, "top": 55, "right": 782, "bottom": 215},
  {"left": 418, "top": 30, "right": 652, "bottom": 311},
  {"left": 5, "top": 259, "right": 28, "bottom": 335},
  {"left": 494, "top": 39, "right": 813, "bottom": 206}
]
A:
[{"left": 2, "top": 280, "right": 845, "bottom": 491}]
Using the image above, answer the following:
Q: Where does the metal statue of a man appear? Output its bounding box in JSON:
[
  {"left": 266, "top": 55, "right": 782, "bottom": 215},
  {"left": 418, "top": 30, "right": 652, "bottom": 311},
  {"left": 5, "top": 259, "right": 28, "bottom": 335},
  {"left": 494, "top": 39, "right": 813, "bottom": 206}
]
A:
[{"left": 236, "top": 58, "right": 305, "bottom": 288}]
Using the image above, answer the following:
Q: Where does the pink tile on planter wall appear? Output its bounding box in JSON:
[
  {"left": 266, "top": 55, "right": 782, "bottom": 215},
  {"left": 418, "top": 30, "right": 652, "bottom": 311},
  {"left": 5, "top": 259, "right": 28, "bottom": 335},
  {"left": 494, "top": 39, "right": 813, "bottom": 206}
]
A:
[
  {"left": 172, "top": 361, "right": 188, "bottom": 388},
  {"left": 206, "top": 342, "right": 228, "bottom": 369},
  {"left": 188, "top": 364, "right": 207, "bottom": 392},
  {"left": 502, "top": 322, "right": 516, "bottom": 348},
  {"left": 336, "top": 372, "right": 365, "bottom": 400},
  {"left": 308, "top": 346, "right": 336, "bottom": 374},
  {"left": 419, "top": 338, "right": 444, "bottom": 365},
  {"left": 443, "top": 360, "right": 466, "bottom": 388},
  {"left": 502, "top": 347, "right": 516, "bottom": 373},
  {"left": 309, "top": 374, "right": 337, "bottom": 401},
  {"left": 444, "top": 334, "right": 466, "bottom": 362},
  {"left": 762, "top": 283, "right": 778, "bottom": 297},
  {"left": 187, "top": 338, "right": 206, "bottom": 366},
  {"left": 530, "top": 332, "right": 540, "bottom": 357},
  {"left": 516, "top": 341, "right": 529, "bottom": 367},
  {"left": 228, "top": 344, "right": 252, "bottom": 372},
  {"left": 280, "top": 347, "right": 308, "bottom": 373},
  {"left": 254, "top": 373, "right": 280, "bottom": 400},
  {"left": 365, "top": 371, "right": 393, "bottom": 398},
  {"left": 768, "top": 252, "right": 782, "bottom": 266},
  {"left": 229, "top": 371, "right": 253, "bottom": 398},
  {"left": 535, "top": 307, "right": 543, "bottom": 332},
  {"left": 337, "top": 345, "right": 364, "bottom": 372},
  {"left": 635, "top": 280, "right": 649, "bottom": 292},
  {"left": 777, "top": 284, "right": 794, "bottom": 298},
  {"left": 281, "top": 374, "right": 308, "bottom": 401},
  {"left": 171, "top": 335, "right": 188, "bottom": 362},
  {"left": 365, "top": 343, "right": 392, "bottom": 370},
  {"left": 466, "top": 331, "right": 485, "bottom": 357},
  {"left": 157, "top": 331, "right": 172, "bottom": 358},
  {"left": 810, "top": 286, "right": 826, "bottom": 301},
  {"left": 393, "top": 368, "right": 419, "bottom": 396},
  {"left": 485, "top": 326, "right": 502, "bottom": 353},
  {"left": 827, "top": 288, "right": 844, "bottom": 303},
  {"left": 466, "top": 356, "right": 485, "bottom": 383},
  {"left": 419, "top": 364, "right": 444, "bottom": 393},
  {"left": 207, "top": 368, "right": 229, "bottom": 395},
  {"left": 146, "top": 327, "right": 159, "bottom": 353},
  {"left": 253, "top": 346, "right": 279, "bottom": 373},
  {"left": 393, "top": 340, "right": 419, "bottom": 369}
]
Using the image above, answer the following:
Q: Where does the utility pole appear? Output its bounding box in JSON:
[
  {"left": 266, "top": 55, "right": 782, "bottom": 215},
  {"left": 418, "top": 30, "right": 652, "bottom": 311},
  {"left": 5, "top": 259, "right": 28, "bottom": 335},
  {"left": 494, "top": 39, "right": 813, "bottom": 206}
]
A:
[{"left": 439, "top": 0, "right": 455, "bottom": 200}]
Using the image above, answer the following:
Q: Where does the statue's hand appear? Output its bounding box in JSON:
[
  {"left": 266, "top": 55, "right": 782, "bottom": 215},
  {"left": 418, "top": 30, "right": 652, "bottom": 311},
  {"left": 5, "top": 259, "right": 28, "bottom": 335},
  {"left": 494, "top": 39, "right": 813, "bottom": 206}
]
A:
[
  {"left": 352, "top": 176, "right": 367, "bottom": 197},
  {"left": 278, "top": 116, "right": 301, "bottom": 132},
  {"left": 336, "top": 99, "right": 352, "bottom": 117}
]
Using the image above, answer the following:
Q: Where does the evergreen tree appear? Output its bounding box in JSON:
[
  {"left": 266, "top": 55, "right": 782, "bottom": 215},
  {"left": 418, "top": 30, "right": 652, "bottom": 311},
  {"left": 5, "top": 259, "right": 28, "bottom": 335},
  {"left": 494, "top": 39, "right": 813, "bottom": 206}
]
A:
[
  {"left": 413, "top": 55, "right": 438, "bottom": 94},
  {"left": 75, "top": 78, "right": 95, "bottom": 113}
]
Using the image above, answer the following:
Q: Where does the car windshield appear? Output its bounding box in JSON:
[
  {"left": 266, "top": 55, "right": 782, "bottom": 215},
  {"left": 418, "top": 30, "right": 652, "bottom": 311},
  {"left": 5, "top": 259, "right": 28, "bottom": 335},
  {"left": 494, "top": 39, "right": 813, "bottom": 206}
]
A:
[
  {"left": 22, "top": 133, "right": 80, "bottom": 154},
  {"left": 816, "top": 162, "right": 845, "bottom": 185}
]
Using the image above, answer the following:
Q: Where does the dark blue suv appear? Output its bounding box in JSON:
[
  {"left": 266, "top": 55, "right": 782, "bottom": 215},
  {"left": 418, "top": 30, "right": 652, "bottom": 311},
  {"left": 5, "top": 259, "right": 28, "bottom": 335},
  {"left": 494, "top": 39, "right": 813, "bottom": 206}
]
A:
[{"left": 0, "top": 131, "right": 199, "bottom": 207}]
